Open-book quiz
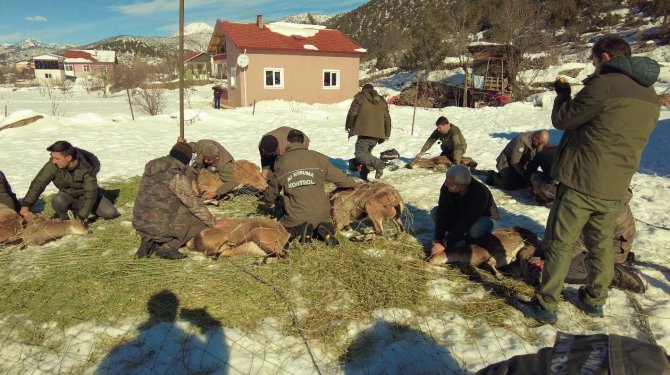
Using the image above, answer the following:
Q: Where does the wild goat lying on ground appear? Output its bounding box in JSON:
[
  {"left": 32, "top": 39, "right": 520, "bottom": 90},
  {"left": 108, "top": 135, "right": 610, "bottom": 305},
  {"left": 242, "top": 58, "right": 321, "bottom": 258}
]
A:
[
  {"left": 426, "top": 227, "right": 540, "bottom": 279},
  {"left": 193, "top": 160, "right": 268, "bottom": 197},
  {"left": 0, "top": 205, "right": 88, "bottom": 247},
  {"left": 406, "top": 155, "right": 477, "bottom": 171},
  {"left": 187, "top": 217, "right": 289, "bottom": 259},
  {"left": 329, "top": 182, "right": 404, "bottom": 237}
]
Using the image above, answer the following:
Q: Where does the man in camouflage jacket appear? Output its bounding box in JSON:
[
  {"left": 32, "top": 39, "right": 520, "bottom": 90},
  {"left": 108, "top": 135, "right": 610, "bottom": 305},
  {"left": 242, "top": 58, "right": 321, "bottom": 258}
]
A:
[
  {"left": 186, "top": 139, "right": 238, "bottom": 199},
  {"left": 20, "top": 140, "right": 119, "bottom": 220},
  {"left": 133, "top": 142, "right": 221, "bottom": 259}
]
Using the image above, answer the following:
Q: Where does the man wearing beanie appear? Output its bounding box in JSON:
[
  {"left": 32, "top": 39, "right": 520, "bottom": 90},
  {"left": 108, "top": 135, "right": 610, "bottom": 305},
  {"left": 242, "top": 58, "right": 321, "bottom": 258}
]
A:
[
  {"left": 133, "top": 142, "right": 220, "bottom": 259},
  {"left": 258, "top": 126, "right": 310, "bottom": 180},
  {"left": 183, "top": 138, "right": 238, "bottom": 200},
  {"left": 416, "top": 116, "right": 468, "bottom": 164},
  {"left": 345, "top": 83, "right": 394, "bottom": 181},
  {"left": 428, "top": 165, "right": 499, "bottom": 260}
]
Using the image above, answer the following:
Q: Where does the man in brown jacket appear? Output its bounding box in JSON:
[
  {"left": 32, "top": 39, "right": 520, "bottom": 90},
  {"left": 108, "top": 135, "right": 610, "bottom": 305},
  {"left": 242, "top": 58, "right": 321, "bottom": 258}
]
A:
[
  {"left": 265, "top": 130, "right": 359, "bottom": 246},
  {"left": 258, "top": 126, "right": 310, "bottom": 180},
  {"left": 133, "top": 142, "right": 225, "bottom": 260},
  {"left": 0, "top": 170, "right": 20, "bottom": 212},
  {"left": 185, "top": 139, "right": 238, "bottom": 200},
  {"left": 20, "top": 141, "right": 119, "bottom": 221},
  {"left": 346, "top": 84, "right": 393, "bottom": 180},
  {"left": 488, "top": 130, "right": 549, "bottom": 190}
]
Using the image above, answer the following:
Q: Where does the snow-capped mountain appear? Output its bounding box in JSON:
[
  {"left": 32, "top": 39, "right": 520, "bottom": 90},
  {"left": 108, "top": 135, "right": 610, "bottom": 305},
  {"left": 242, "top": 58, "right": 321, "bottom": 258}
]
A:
[
  {"left": 278, "top": 13, "right": 332, "bottom": 24},
  {"left": 173, "top": 22, "right": 214, "bottom": 37}
]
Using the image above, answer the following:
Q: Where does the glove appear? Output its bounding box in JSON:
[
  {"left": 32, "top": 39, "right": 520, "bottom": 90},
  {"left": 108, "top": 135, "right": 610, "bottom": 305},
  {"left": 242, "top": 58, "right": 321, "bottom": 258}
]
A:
[{"left": 554, "top": 77, "right": 571, "bottom": 96}]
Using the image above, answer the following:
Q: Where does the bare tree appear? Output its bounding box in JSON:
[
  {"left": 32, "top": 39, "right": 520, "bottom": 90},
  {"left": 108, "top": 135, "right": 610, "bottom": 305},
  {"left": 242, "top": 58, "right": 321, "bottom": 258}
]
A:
[
  {"left": 487, "top": 0, "right": 551, "bottom": 88},
  {"left": 56, "top": 80, "right": 75, "bottom": 98},
  {"left": 112, "top": 57, "right": 149, "bottom": 120},
  {"left": 444, "top": 0, "right": 483, "bottom": 106},
  {"left": 132, "top": 85, "right": 166, "bottom": 116},
  {"left": 96, "top": 67, "right": 111, "bottom": 97}
]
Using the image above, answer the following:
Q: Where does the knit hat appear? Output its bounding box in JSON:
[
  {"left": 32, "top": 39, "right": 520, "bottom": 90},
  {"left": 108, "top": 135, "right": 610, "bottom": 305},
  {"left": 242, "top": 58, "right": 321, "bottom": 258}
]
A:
[
  {"left": 169, "top": 142, "right": 192, "bottom": 165},
  {"left": 202, "top": 144, "right": 218, "bottom": 158},
  {"left": 259, "top": 135, "right": 279, "bottom": 155},
  {"left": 362, "top": 83, "right": 374, "bottom": 91}
]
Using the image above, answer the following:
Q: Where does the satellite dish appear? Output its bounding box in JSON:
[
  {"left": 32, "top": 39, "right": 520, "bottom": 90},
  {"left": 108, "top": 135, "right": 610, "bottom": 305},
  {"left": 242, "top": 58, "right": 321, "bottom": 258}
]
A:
[{"left": 237, "top": 54, "right": 249, "bottom": 68}]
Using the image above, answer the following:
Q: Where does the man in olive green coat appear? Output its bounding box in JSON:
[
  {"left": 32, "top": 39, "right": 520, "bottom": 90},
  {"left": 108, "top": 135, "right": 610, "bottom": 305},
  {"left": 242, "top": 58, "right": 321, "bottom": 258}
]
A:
[
  {"left": 513, "top": 35, "right": 660, "bottom": 323},
  {"left": 20, "top": 140, "right": 119, "bottom": 221},
  {"left": 185, "top": 138, "right": 238, "bottom": 200},
  {"left": 258, "top": 126, "right": 310, "bottom": 180},
  {"left": 0, "top": 170, "right": 20, "bottom": 212},
  {"left": 265, "top": 130, "right": 359, "bottom": 246},
  {"left": 133, "top": 142, "right": 224, "bottom": 260},
  {"left": 488, "top": 130, "right": 549, "bottom": 190},
  {"left": 416, "top": 116, "right": 467, "bottom": 164},
  {"left": 345, "top": 84, "right": 392, "bottom": 180}
]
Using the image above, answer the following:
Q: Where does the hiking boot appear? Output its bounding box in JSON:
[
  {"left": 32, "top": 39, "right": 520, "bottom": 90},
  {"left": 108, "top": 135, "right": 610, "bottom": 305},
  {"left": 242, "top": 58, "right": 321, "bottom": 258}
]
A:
[
  {"left": 300, "top": 223, "right": 314, "bottom": 245},
  {"left": 316, "top": 224, "right": 339, "bottom": 247},
  {"left": 136, "top": 238, "right": 158, "bottom": 258},
  {"left": 155, "top": 245, "right": 188, "bottom": 260},
  {"left": 384, "top": 162, "right": 399, "bottom": 171},
  {"left": 511, "top": 298, "right": 557, "bottom": 324},
  {"left": 611, "top": 263, "right": 646, "bottom": 294},
  {"left": 575, "top": 287, "right": 604, "bottom": 317},
  {"left": 375, "top": 167, "right": 384, "bottom": 179},
  {"left": 360, "top": 166, "right": 369, "bottom": 181},
  {"left": 623, "top": 251, "right": 635, "bottom": 266}
]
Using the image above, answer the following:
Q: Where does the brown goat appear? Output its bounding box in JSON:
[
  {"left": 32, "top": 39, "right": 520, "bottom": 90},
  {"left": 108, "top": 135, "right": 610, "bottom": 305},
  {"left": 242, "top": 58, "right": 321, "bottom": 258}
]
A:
[
  {"left": 194, "top": 160, "right": 268, "bottom": 196},
  {"left": 426, "top": 227, "right": 540, "bottom": 279},
  {"left": 659, "top": 93, "right": 670, "bottom": 106},
  {"left": 187, "top": 217, "right": 290, "bottom": 259},
  {"left": 330, "top": 182, "right": 404, "bottom": 236},
  {"left": 0, "top": 204, "right": 24, "bottom": 243},
  {"left": 19, "top": 211, "right": 89, "bottom": 246},
  {"left": 406, "top": 156, "right": 477, "bottom": 170}
]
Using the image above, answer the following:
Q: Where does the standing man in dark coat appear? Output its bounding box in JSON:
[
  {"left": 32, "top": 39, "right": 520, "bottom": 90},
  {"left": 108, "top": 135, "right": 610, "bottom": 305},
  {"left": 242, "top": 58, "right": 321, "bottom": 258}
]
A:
[
  {"left": 345, "top": 84, "right": 393, "bottom": 180},
  {"left": 185, "top": 138, "right": 238, "bottom": 200},
  {"left": 20, "top": 141, "right": 119, "bottom": 221},
  {"left": 133, "top": 142, "right": 224, "bottom": 259},
  {"left": 265, "top": 130, "right": 359, "bottom": 246},
  {"left": 258, "top": 126, "right": 310, "bottom": 180},
  {"left": 488, "top": 130, "right": 549, "bottom": 190},
  {"left": 513, "top": 35, "right": 660, "bottom": 324},
  {"left": 212, "top": 83, "right": 223, "bottom": 109},
  {"left": 429, "top": 165, "right": 500, "bottom": 258},
  {"left": 416, "top": 116, "right": 468, "bottom": 164},
  {"left": 0, "top": 171, "right": 20, "bottom": 212}
]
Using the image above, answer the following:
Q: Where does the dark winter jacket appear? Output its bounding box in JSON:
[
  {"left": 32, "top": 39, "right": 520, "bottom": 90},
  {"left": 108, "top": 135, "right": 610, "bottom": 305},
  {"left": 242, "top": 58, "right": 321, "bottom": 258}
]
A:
[
  {"left": 188, "top": 139, "right": 237, "bottom": 196},
  {"left": 434, "top": 178, "right": 500, "bottom": 245},
  {"left": 551, "top": 56, "right": 660, "bottom": 200},
  {"left": 419, "top": 124, "right": 467, "bottom": 163},
  {"left": 265, "top": 143, "right": 359, "bottom": 228},
  {"left": 212, "top": 85, "right": 223, "bottom": 97},
  {"left": 345, "top": 88, "right": 391, "bottom": 140},
  {"left": 258, "top": 126, "right": 311, "bottom": 171},
  {"left": 525, "top": 146, "right": 556, "bottom": 181},
  {"left": 495, "top": 131, "right": 542, "bottom": 178},
  {"left": 22, "top": 148, "right": 101, "bottom": 218},
  {"left": 133, "top": 155, "right": 215, "bottom": 242},
  {"left": 0, "top": 170, "right": 20, "bottom": 212}
]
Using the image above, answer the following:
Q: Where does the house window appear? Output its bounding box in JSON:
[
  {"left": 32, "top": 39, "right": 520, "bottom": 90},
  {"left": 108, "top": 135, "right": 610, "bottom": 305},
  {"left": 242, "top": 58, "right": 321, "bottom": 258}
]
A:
[
  {"left": 83, "top": 65, "right": 90, "bottom": 72},
  {"left": 45, "top": 73, "right": 52, "bottom": 79},
  {"left": 65, "top": 64, "right": 73, "bottom": 72},
  {"left": 34, "top": 60, "right": 59, "bottom": 70},
  {"left": 264, "top": 68, "right": 284, "bottom": 88},
  {"left": 230, "top": 67, "right": 237, "bottom": 88},
  {"left": 323, "top": 70, "right": 340, "bottom": 89}
]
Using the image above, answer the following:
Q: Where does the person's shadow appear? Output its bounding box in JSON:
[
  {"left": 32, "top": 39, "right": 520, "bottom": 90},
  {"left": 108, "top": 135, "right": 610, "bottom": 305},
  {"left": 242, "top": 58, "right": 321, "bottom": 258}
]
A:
[
  {"left": 96, "top": 290, "right": 228, "bottom": 375},
  {"left": 341, "top": 321, "right": 463, "bottom": 374}
]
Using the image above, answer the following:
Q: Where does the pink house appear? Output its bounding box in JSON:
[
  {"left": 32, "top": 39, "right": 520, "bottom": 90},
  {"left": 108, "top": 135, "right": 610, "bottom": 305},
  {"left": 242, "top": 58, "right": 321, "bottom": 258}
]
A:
[
  {"left": 63, "top": 49, "right": 117, "bottom": 79},
  {"left": 207, "top": 15, "right": 366, "bottom": 107}
]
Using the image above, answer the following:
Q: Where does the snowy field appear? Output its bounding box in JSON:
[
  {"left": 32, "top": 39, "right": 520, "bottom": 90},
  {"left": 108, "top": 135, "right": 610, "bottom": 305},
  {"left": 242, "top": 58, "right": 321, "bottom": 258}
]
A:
[{"left": 0, "top": 68, "right": 669, "bottom": 373}]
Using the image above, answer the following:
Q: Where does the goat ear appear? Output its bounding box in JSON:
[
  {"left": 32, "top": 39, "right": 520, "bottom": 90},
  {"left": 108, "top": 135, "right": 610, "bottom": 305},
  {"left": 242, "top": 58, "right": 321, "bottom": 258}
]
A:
[{"left": 67, "top": 210, "right": 76, "bottom": 221}]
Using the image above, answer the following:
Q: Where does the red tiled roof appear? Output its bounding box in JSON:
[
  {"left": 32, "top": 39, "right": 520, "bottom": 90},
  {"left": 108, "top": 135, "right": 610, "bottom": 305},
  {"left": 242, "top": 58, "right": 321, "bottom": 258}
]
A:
[
  {"left": 183, "top": 51, "right": 202, "bottom": 62},
  {"left": 217, "top": 21, "right": 365, "bottom": 55},
  {"left": 64, "top": 50, "right": 97, "bottom": 62}
]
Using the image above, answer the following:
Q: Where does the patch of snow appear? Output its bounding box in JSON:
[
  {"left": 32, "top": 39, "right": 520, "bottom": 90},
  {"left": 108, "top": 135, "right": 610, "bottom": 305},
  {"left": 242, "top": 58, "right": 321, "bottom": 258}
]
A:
[{"left": 266, "top": 22, "right": 325, "bottom": 38}]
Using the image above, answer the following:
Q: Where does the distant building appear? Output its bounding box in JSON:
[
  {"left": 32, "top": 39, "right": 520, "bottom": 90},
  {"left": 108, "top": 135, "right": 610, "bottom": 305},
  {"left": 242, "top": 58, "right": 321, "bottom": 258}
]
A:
[
  {"left": 183, "top": 51, "right": 212, "bottom": 80},
  {"left": 63, "top": 49, "right": 117, "bottom": 79},
  {"left": 15, "top": 61, "right": 33, "bottom": 73},
  {"left": 207, "top": 15, "right": 366, "bottom": 107},
  {"left": 33, "top": 54, "right": 65, "bottom": 81}
]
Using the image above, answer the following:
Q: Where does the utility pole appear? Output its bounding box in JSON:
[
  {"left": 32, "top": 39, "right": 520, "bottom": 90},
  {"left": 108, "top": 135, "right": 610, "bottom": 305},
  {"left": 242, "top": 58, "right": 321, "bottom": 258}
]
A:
[{"left": 178, "top": 0, "right": 185, "bottom": 138}]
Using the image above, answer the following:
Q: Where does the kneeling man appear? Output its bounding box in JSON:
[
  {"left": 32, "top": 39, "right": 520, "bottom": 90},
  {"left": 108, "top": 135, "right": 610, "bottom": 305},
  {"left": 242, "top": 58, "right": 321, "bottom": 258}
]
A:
[{"left": 431, "top": 165, "right": 500, "bottom": 257}]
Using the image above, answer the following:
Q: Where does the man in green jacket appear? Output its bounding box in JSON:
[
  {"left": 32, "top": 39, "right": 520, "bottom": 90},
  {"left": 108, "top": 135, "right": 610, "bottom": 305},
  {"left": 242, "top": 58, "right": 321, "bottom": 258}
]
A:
[
  {"left": 416, "top": 116, "right": 467, "bottom": 164},
  {"left": 488, "top": 130, "right": 549, "bottom": 190},
  {"left": 20, "top": 141, "right": 119, "bottom": 221},
  {"left": 265, "top": 130, "right": 359, "bottom": 246},
  {"left": 345, "top": 84, "right": 393, "bottom": 180},
  {"left": 258, "top": 126, "right": 310, "bottom": 180},
  {"left": 0, "top": 170, "right": 20, "bottom": 212},
  {"left": 184, "top": 138, "right": 238, "bottom": 200},
  {"left": 513, "top": 35, "right": 660, "bottom": 324}
]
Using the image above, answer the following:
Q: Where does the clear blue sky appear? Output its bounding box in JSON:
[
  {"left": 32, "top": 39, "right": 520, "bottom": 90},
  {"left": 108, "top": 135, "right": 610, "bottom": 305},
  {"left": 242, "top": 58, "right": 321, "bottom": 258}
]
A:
[{"left": 0, "top": 0, "right": 367, "bottom": 45}]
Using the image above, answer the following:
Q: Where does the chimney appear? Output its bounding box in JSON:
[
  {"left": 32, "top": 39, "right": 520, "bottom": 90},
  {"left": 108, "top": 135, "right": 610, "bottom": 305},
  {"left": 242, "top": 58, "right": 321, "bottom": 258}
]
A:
[{"left": 257, "top": 14, "right": 264, "bottom": 29}]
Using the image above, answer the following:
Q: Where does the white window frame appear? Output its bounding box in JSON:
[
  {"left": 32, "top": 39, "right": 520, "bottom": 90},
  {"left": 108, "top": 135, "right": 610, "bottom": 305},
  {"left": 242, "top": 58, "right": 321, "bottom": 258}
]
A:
[
  {"left": 65, "top": 64, "right": 73, "bottom": 72},
  {"left": 323, "top": 69, "right": 340, "bottom": 89},
  {"left": 230, "top": 67, "right": 237, "bottom": 88},
  {"left": 264, "top": 68, "right": 284, "bottom": 89}
]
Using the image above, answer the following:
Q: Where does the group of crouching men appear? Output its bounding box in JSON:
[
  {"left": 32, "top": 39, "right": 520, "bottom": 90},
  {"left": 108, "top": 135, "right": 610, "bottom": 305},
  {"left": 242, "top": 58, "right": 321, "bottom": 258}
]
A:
[{"left": 0, "top": 35, "right": 661, "bottom": 328}]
